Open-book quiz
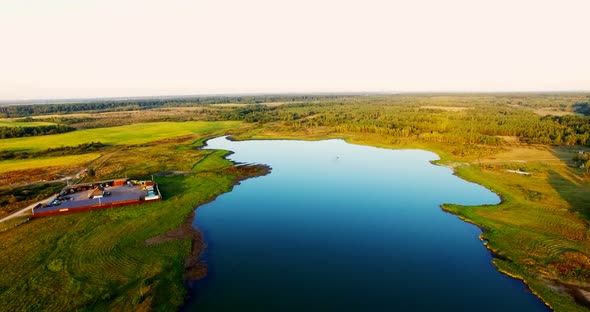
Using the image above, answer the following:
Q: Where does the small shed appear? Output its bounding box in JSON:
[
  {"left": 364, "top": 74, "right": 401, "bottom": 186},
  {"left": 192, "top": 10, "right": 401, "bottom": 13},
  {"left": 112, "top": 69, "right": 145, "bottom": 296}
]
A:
[
  {"left": 89, "top": 187, "right": 103, "bottom": 199},
  {"left": 113, "top": 179, "right": 128, "bottom": 186}
]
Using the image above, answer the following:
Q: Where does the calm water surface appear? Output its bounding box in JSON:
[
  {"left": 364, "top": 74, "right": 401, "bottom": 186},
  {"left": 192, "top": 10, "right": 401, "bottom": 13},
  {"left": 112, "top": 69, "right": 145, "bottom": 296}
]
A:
[{"left": 185, "top": 137, "right": 549, "bottom": 311}]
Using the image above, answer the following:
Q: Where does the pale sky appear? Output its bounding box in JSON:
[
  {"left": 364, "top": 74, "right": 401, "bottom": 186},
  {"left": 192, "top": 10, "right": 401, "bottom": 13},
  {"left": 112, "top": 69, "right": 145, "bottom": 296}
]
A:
[{"left": 1, "top": 0, "right": 589, "bottom": 100}]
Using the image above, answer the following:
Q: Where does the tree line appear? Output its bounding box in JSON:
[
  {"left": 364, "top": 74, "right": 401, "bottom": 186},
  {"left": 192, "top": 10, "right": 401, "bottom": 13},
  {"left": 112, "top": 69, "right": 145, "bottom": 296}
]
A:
[
  {"left": 0, "top": 142, "right": 106, "bottom": 161},
  {"left": 0, "top": 95, "right": 340, "bottom": 118},
  {"left": 0, "top": 124, "right": 75, "bottom": 139}
]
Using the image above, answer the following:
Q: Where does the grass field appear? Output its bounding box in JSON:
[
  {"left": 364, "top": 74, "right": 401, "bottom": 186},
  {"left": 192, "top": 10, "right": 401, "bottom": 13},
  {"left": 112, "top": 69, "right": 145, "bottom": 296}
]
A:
[
  {"left": 0, "top": 121, "right": 241, "bottom": 152},
  {"left": 0, "top": 153, "right": 100, "bottom": 174}
]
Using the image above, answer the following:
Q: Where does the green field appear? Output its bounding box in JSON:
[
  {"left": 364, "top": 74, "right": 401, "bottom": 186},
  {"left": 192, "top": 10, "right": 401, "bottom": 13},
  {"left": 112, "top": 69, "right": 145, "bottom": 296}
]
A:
[
  {"left": 0, "top": 121, "right": 241, "bottom": 152},
  {"left": 0, "top": 153, "right": 100, "bottom": 174}
]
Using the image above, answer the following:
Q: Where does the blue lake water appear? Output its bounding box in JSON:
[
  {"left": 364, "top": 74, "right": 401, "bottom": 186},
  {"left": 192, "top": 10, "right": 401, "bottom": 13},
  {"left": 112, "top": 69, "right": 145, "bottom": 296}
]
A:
[{"left": 186, "top": 137, "right": 549, "bottom": 311}]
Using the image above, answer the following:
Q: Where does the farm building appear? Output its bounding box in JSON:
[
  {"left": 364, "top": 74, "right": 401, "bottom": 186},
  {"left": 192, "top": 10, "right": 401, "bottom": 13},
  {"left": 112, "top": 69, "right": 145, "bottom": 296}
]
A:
[{"left": 32, "top": 178, "right": 162, "bottom": 217}]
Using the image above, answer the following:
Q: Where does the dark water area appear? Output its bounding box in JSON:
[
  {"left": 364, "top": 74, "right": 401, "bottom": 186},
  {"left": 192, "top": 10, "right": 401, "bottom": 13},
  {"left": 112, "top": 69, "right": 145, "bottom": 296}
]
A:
[{"left": 185, "top": 137, "right": 549, "bottom": 311}]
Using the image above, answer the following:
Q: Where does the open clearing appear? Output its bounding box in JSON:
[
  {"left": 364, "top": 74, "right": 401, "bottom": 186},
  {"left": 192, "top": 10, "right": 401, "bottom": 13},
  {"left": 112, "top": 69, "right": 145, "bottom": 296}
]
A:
[
  {"left": 533, "top": 108, "right": 574, "bottom": 116},
  {"left": 481, "top": 146, "right": 574, "bottom": 164}
]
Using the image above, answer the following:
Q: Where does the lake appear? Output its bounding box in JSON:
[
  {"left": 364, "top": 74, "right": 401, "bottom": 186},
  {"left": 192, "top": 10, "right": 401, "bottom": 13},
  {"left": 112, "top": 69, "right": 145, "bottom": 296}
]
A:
[{"left": 185, "top": 137, "right": 549, "bottom": 311}]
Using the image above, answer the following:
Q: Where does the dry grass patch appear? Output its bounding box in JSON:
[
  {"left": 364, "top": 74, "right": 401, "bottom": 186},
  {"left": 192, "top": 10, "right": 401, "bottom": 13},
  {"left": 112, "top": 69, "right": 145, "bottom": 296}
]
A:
[
  {"left": 420, "top": 105, "right": 472, "bottom": 111},
  {"left": 0, "top": 154, "right": 100, "bottom": 174},
  {"left": 533, "top": 108, "right": 573, "bottom": 116}
]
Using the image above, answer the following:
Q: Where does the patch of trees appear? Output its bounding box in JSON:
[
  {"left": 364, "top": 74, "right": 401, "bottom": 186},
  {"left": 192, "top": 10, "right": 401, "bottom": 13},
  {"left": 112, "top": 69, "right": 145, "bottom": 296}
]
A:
[
  {"left": 222, "top": 105, "right": 281, "bottom": 122},
  {"left": 2, "top": 100, "right": 173, "bottom": 117},
  {"left": 0, "top": 142, "right": 106, "bottom": 161},
  {"left": 0, "top": 124, "right": 75, "bottom": 139},
  {"left": 574, "top": 152, "right": 590, "bottom": 173},
  {"left": 573, "top": 102, "right": 590, "bottom": 116},
  {"left": 34, "top": 116, "right": 95, "bottom": 125}
]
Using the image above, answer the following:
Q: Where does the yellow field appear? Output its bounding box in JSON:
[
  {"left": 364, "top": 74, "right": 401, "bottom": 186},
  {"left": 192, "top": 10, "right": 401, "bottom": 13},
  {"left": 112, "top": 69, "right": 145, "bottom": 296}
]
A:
[
  {"left": 0, "top": 154, "right": 100, "bottom": 174},
  {"left": 0, "top": 121, "right": 241, "bottom": 152}
]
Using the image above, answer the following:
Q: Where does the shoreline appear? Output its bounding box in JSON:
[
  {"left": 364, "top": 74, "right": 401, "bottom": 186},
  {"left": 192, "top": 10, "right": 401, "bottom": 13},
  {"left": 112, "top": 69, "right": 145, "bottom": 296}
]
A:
[
  {"left": 442, "top": 201, "right": 590, "bottom": 310},
  {"left": 208, "top": 135, "right": 556, "bottom": 309},
  {"left": 439, "top": 204, "right": 554, "bottom": 310},
  {"left": 144, "top": 146, "right": 271, "bottom": 309},
  {"left": 175, "top": 135, "right": 580, "bottom": 311},
  {"left": 181, "top": 164, "right": 271, "bottom": 306},
  {"left": 434, "top": 157, "right": 557, "bottom": 310},
  {"left": 437, "top": 162, "right": 590, "bottom": 311}
]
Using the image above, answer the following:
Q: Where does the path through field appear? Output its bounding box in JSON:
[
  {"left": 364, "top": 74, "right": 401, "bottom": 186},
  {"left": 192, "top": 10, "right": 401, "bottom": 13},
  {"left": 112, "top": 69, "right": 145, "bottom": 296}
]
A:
[{"left": 0, "top": 201, "right": 39, "bottom": 223}]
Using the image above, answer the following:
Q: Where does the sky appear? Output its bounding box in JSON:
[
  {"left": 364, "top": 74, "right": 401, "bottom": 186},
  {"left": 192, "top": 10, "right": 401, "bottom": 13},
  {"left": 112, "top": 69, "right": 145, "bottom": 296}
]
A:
[{"left": 1, "top": 0, "right": 589, "bottom": 100}]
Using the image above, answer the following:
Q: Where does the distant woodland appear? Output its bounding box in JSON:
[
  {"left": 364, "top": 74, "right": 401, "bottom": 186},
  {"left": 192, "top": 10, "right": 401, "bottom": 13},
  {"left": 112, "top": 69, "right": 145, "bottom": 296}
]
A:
[
  {"left": 2, "top": 94, "right": 590, "bottom": 146},
  {"left": 0, "top": 95, "right": 333, "bottom": 117}
]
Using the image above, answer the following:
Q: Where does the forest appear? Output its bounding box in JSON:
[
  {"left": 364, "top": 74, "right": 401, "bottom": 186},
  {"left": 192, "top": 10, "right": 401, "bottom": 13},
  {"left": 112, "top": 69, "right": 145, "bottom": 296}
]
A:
[
  {"left": 0, "top": 94, "right": 338, "bottom": 117},
  {"left": 573, "top": 102, "right": 590, "bottom": 116},
  {"left": 223, "top": 95, "right": 590, "bottom": 146}
]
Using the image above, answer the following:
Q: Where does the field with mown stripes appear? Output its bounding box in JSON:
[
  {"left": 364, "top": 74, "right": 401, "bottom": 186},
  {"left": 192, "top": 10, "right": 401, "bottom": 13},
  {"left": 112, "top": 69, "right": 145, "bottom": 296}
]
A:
[{"left": 0, "top": 157, "right": 258, "bottom": 310}]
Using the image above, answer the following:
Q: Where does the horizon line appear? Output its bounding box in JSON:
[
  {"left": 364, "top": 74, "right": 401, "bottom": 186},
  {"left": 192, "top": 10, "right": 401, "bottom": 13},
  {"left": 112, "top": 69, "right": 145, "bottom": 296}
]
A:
[{"left": 1, "top": 90, "right": 589, "bottom": 105}]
